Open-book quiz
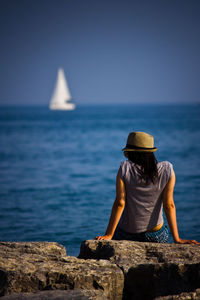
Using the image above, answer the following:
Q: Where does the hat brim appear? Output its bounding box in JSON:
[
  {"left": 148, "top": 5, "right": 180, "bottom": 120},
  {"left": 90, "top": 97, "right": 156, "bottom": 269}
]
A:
[{"left": 122, "top": 147, "right": 157, "bottom": 152}]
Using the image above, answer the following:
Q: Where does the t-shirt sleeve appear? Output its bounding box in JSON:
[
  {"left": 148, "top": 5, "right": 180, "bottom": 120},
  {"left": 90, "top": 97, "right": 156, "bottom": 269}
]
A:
[
  {"left": 119, "top": 161, "right": 125, "bottom": 180},
  {"left": 167, "top": 162, "right": 174, "bottom": 180}
]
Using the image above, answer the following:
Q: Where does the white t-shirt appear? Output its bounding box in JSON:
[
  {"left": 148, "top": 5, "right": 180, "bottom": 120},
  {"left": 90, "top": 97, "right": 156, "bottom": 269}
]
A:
[{"left": 118, "top": 160, "right": 174, "bottom": 233}]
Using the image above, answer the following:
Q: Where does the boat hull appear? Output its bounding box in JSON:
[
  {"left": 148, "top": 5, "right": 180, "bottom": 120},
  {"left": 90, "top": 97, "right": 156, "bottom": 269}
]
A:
[{"left": 49, "top": 103, "right": 76, "bottom": 111}]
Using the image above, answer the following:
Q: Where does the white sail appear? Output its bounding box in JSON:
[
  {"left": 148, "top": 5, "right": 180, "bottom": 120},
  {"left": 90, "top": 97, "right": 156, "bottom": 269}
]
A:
[{"left": 49, "top": 68, "right": 75, "bottom": 110}]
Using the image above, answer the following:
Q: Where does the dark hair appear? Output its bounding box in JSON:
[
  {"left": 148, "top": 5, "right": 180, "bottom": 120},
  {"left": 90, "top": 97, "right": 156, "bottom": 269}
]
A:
[{"left": 125, "top": 151, "right": 158, "bottom": 184}]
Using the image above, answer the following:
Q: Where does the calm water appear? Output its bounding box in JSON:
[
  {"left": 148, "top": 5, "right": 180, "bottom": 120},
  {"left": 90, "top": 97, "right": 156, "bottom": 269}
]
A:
[{"left": 0, "top": 104, "right": 200, "bottom": 256}]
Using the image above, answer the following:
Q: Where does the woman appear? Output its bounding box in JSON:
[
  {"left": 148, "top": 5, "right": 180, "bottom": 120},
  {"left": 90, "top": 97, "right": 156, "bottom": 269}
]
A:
[{"left": 95, "top": 132, "right": 198, "bottom": 244}]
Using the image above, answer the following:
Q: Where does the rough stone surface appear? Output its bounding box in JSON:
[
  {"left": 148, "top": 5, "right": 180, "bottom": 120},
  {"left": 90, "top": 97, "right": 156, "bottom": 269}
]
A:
[
  {"left": 155, "top": 288, "right": 200, "bottom": 299},
  {"left": 79, "top": 240, "right": 200, "bottom": 300},
  {"left": 79, "top": 240, "right": 200, "bottom": 266},
  {"left": 1, "top": 290, "right": 108, "bottom": 300},
  {"left": 1, "top": 240, "right": 200, "bottom": 300},
  {"left": 0, "top": 242, "right": 123, "bottom": 300},
  {"left": 0, "top": 242, "right": 67, "bottom": 258}
]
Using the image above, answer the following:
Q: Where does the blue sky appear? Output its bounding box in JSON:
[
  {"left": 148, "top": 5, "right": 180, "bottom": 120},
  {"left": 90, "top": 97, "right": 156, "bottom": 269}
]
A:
[{"left": 0, "top": 0, "right": 200, "bottom": 105}]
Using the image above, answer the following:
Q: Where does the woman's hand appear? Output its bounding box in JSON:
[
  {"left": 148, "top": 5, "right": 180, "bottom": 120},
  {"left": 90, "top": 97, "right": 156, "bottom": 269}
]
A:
[
  {"left": 95, "top": 235, "right": 112, "bottom": 240},
  {"left": 175, "top": 238, "right": 199, "bottom": 245}
]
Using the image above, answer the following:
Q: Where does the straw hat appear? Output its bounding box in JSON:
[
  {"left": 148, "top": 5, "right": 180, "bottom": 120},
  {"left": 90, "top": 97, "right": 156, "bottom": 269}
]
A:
[{"left": 122, "top": 132, "right": 157, "bottom": 152}]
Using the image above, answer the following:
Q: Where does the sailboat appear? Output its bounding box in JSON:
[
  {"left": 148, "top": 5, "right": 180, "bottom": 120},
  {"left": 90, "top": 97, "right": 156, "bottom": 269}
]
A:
[{"left": 49, "top": 68, "right": 76, "bottom": 110}]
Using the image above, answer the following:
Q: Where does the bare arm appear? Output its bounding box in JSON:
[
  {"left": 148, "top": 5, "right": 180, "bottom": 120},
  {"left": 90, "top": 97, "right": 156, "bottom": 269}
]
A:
[
  {"left": 163, "top": 171, "right": 198, "bottom": 244},
  {"left": 95, "top": 169, "right": 126, "bottom": 240}
]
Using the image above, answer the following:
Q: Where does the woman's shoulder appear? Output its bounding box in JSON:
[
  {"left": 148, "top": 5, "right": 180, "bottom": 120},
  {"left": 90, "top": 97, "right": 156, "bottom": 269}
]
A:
[
  {"left": 157, "top": 161, "right": 174, "bottom": 177},
  {"left": 119, "top": 160, "right": 133, "bottom": 178},
  {"left": 120, "top": 160, "right": 133, "bottom": 168},
  {"left": 157, "top": 160, "right": 173, "bottom": 168}
]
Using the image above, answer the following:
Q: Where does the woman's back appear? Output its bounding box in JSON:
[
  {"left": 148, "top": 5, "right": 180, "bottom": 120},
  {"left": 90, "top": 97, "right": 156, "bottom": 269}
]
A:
[{"left": 118, "top": 160, "right": 173, "bottom": 233}]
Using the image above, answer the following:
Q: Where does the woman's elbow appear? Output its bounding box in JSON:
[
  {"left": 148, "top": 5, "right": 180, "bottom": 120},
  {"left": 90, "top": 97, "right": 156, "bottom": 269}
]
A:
[
  {"left": 115, "top": 198, "right": 125, "bottom": 208},
  {"left": 163, "top": 202, "right": 175, "bottom": 211}
]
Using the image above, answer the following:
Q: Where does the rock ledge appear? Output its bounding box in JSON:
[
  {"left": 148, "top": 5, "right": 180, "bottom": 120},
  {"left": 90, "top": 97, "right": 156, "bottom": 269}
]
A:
[{"left": 1, "top": 241, "right": 200, "bottom": 300}]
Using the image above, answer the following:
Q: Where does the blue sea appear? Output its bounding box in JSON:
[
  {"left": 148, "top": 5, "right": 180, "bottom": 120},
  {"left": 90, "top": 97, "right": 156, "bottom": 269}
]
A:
[{"left": 0, "top": 104, "right": 200, "bottom": 256}]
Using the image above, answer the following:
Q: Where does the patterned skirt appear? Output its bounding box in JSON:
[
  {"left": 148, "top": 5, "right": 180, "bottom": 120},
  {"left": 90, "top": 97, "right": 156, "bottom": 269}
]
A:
[{"left": 112, "top": 224, "right": 169, "bottom": 243}]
